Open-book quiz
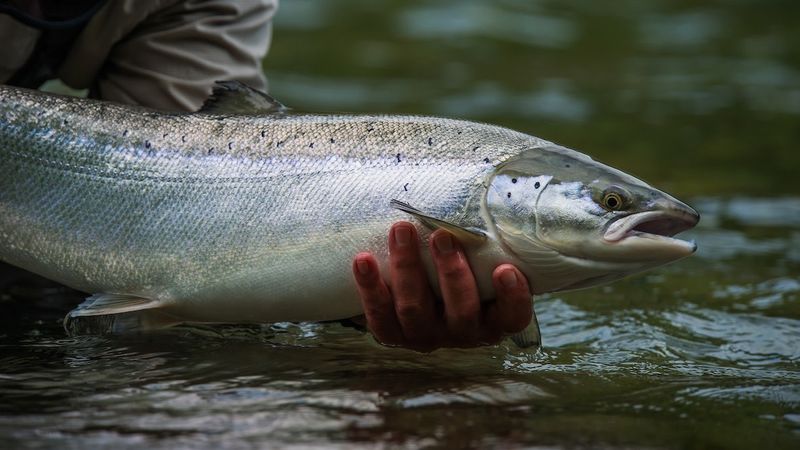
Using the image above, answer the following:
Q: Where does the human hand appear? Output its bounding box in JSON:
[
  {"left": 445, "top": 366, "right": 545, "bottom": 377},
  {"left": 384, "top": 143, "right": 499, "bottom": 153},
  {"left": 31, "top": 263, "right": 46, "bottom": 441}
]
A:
[{"left": 351, "top": 221, "right": 533, "bottom": 352}]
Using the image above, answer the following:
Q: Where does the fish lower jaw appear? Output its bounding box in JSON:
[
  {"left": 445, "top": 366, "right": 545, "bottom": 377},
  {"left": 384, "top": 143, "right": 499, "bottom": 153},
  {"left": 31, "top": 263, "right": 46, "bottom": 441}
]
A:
[
  {"left": 602, "top": 208, "right": 699, "bottom": 256},
  {"left": 604, "top": 231, "right": 697, "bottom": 257}
]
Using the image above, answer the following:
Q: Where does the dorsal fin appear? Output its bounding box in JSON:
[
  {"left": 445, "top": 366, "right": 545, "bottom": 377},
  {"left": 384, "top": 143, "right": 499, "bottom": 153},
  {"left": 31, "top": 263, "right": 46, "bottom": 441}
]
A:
[{"left": 198, "top": 80, "right": 289, "bottom": 115}]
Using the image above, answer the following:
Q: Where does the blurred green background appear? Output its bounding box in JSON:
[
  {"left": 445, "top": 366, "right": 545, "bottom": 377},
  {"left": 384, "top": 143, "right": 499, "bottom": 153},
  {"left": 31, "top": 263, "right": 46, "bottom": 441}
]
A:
[
  {"left": 266, "top": 0, "right": 800, "bottom": 197},
  {"left": 2, "top": 1, "right": 799, "bottom": 449}
]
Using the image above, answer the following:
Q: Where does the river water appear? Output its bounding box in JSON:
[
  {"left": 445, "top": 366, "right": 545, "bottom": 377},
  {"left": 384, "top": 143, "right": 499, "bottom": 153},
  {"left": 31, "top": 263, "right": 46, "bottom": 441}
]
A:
[{"left": 1, "top": 0, "right": 799, "bottom": 448}]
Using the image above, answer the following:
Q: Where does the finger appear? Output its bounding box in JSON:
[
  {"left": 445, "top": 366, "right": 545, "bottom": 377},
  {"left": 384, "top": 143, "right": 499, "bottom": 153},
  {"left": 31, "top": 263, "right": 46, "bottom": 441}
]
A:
[
  {"left": 352, "top": 252, "right": 403, "bottom": 346},
  {"left": 490, "top": 264, "right": 533, "bottom": 334},
  {"left": 388, "top": 222, "right": 438, "bottom": 345},
  {"left": 476, "top": 322, "right": 504, "bottom": 347},
  {"left": 430, "top": 230, "right": 481, "bottom": 344}
]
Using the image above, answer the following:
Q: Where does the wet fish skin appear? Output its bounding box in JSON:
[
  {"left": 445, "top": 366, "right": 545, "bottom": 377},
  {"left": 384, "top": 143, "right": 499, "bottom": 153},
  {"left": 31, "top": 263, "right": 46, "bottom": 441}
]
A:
[
  {"left": 0, "top": 83, "right": 698, "bottom": 336},
  {"left": 0, "top": 84, "right": 534, "bottom": 323}
]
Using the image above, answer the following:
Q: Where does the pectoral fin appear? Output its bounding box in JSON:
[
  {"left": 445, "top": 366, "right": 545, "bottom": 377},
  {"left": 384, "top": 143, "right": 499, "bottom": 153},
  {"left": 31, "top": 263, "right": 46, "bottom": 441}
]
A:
[
  {"left": 63, "top": 293, "right": 178, "bottom": 335},
  {"left": 390, "top": 199, "right": 487, "bottom": 245},
  {"left": 68, "top": 293, "right": 162, "bottom": 317}
]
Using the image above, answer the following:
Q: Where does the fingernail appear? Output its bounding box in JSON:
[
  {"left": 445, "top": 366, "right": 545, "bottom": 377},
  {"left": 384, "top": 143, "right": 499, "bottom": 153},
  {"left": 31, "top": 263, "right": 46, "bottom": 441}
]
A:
[
  {"left": 434, "top": 233, "right": 454, "bottom": 254},
  {"left": 394, "top": 226, "right": 411, "bottom": 247},
  {"left": 499, "top": 268, "right": 518, "bottom": 289},
  {"left": 356, "top": 259, "right": 371, "bottom": 275}
]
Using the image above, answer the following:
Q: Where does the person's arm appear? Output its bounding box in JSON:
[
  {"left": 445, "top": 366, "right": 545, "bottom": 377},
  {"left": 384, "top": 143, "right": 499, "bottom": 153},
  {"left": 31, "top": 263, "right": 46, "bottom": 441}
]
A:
[
  {"left": 352, "top": 222, "right": 533, "bottom": 352},
  {"left": 57, "top": 0, "right": 277, "bottom": 111}
]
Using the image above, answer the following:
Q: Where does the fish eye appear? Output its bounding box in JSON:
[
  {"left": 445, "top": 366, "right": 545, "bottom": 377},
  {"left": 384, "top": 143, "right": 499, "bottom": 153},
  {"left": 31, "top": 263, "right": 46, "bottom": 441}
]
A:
[{"left": 600, "top": 188, "right": 628, "bottom": 211}]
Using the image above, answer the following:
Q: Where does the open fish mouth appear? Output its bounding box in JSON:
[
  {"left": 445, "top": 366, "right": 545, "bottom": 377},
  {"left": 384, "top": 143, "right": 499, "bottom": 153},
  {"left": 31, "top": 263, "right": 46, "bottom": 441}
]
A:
[{"left": 603, "top": 209, "right": 700, "bottom": 252}]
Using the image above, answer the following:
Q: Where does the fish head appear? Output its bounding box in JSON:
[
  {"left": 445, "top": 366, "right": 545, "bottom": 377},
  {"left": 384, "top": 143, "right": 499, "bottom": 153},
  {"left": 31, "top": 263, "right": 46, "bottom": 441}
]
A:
[{"left": 485, "top": 145, "right": 699, "bottom": 293}]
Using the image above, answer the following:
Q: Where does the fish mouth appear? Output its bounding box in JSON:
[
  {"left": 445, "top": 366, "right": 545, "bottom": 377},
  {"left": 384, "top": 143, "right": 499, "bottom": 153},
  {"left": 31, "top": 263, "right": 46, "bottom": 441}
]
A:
[{"left": 603, "top": 208, "right": 700, "bottom": 253}]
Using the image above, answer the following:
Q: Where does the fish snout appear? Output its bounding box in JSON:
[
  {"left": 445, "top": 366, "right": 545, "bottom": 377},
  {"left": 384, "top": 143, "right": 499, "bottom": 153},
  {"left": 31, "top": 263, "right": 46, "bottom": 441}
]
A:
[
  {"left": 604, "top": 196, "right": 699, "bottom": 244},
  {"left": 655, "top": 196, "right": 700, "bottom": 234}
]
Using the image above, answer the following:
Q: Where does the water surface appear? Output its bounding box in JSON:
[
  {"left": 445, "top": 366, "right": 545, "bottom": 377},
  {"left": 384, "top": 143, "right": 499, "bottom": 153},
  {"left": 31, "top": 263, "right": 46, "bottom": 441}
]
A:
[{"left": 2, "top": 0, "right": 799, "bottom": 448}]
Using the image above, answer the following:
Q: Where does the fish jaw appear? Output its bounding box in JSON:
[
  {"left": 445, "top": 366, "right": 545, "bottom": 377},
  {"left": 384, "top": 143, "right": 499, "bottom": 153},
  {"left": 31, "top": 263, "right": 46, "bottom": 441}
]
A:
[{"left": 601, "top": 198, "right": 699, "bottom": 262}]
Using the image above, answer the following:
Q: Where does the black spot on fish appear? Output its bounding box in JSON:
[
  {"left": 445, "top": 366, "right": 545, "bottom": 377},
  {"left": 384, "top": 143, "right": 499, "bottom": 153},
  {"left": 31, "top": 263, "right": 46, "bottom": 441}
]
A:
[
  {"left": 145, "top": 140, "right": 151, "bottom": 149},
  {"left": 277, "top": 140, "right": 284, "bottom": 147},
  {"left": 228, "top": 142, "right": 233, "bottom": 150},
  {"left": 261, "top": 130, "right": 266, "bottom": 138},
  {"left": 507, "top": 192, "right": 512, "bottom": 198},
  {"left": 484, "top": 157, "right": 490, "bottom": 163},
  {"left": 367, "top": 126, "right": 374, "bottom": 132},
  {"left": 396, "top": 153, "right": 402, "bottom": 163},
  {"left": 534, "top": 181, "right": 541, "bottom": 189},
  {"left": 162, "top": 133, "right": 168, "bottom": 138},
  {"left": 511, "top": 178, "right": 517, "bottom": 184},
  {"left": 565, "top": 164, "right": 571, "bottom": 168},
  {"left": 181, "top": 135, "right": 187, "bottom": 143},
  {"left": 309, "top": 142, "right": 314, "bottom": 148},
  {"left": 330, "top": 138, "right": 335, "bottom": 144},
  {"left": 208, "top": 147, "right": 214, "bottom": 155},
  {"left": 473, "top": 146, "right": 480, "bottom": 152},
  {"left": 62, "top": 119, "right": 68, "bottom": 126},
  {"left": 404, "top": 183, "right": 409, "bottom": 192},
  {"left": 123, "top": 129, "right": 129, "bottom": 137},
  {"left": 457, "top": 131, "right": 462, "bottom": 135},
  {"left": 428, "top": 137, "right": 433, "bottom": 146}
]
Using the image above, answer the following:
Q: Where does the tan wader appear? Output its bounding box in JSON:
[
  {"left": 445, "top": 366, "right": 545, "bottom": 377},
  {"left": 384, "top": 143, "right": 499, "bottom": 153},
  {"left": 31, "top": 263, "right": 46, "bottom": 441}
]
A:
[{"left": 0, "top": 0, "right": 278, "bottom": 111}]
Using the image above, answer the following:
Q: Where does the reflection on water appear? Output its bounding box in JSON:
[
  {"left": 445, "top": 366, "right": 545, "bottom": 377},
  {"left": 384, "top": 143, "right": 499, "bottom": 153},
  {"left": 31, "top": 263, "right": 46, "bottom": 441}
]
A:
[
  {"left": 2, "top": 0, "right": 800, "bottom": 448},
  {"left": 1, "top": 197, "right": 797, "bottom": 448}
]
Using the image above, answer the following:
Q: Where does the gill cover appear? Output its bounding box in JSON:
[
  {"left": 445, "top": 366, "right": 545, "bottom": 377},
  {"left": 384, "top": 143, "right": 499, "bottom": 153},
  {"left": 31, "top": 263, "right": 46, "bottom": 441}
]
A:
[{"left": 484, "top": 148, "right": 573, "bottom": 293}]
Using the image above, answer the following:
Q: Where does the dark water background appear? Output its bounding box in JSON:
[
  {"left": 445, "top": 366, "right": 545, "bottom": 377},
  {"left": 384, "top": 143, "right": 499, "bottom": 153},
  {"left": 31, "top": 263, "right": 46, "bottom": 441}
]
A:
[{"left": 2, "top": 0, "right": 799, "bottom": 448}]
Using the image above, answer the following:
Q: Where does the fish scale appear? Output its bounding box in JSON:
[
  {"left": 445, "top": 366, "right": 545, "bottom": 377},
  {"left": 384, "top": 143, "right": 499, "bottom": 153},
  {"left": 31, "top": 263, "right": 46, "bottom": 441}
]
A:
[
  {"left": 0, "top": 84, "right": 528, "bottom": 319},
  {"left": 0, "top": 82, "right": 698, "bottom": 347}
]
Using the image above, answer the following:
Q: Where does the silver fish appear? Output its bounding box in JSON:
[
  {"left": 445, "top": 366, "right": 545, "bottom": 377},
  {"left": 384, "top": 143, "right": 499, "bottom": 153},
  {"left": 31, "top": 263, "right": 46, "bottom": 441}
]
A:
[{"left": 0, "top": 82, "right": 699, "bottom": 347}]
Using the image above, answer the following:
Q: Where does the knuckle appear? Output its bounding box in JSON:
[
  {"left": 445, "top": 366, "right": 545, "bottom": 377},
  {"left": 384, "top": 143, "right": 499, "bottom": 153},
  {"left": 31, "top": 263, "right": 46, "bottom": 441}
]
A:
[
  {"left": 395, "top": 301, "right": 427, "bottom": 320},
  {"left": 362, "top": 299, "right": 390, "bottom": 319},
  {"left": 439, "top": 263, "right": 468, "bottom": 282},
  {"left": 391, "top": 252, "right": 421, "bottom": 271},
  {"left": 393, "top": 277, "right": 428, "bottom": 301},
  {"left": 448, "top": 310, "right": 480, "bottom": 331}
]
